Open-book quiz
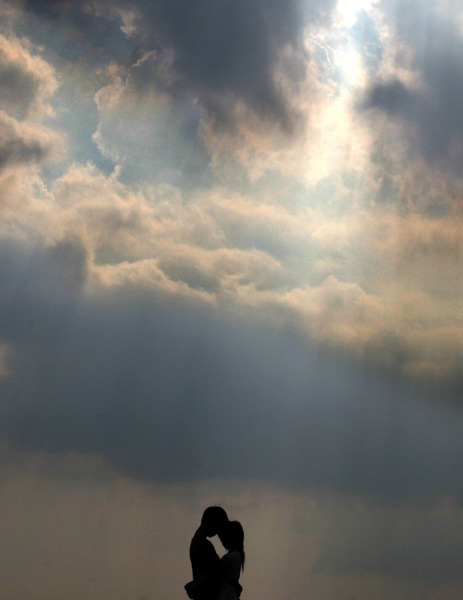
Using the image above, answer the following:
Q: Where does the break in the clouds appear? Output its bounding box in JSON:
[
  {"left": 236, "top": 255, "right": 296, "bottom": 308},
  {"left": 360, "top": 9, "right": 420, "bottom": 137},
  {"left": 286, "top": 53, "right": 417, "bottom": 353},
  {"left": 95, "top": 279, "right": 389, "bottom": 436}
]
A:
[{"left": 92, "top": 70, "right": 211, "bottom": 186}]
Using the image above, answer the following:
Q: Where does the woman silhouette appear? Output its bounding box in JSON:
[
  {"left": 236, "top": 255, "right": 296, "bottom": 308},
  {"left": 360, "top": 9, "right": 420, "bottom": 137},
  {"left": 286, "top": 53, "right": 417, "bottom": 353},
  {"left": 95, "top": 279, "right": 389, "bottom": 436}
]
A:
[{"left": 217, "top": 521, "right": 245, "bottom": 600}]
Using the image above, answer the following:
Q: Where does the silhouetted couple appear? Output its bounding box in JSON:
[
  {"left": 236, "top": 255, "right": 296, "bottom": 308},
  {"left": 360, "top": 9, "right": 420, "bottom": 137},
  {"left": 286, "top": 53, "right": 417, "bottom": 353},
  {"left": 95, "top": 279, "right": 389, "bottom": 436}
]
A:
[{"left": 185, "top": 506, "right": 245, "bottom": 600}]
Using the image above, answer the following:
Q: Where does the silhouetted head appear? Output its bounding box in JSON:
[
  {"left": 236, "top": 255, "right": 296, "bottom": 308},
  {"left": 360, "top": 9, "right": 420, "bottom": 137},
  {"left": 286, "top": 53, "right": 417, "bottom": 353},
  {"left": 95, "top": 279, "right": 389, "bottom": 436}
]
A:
[
  {"left": 219, "top": 520, "right": 245, "bottom": 570},
  {"left": 201, "top": 505, "right": 228, "bottom": 537}
]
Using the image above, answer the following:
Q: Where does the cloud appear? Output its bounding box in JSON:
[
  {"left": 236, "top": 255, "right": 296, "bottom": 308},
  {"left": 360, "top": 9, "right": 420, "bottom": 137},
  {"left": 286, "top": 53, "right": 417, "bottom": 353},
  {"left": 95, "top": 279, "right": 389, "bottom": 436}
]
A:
[
  {"left": 0, "top": 33, "right": 57, "bottom": 120},
  {"left": 0, "top": 110, "right": 61, "bottom": 172},
  {"left": 0, "top": 23, "right": 460, "bottom": 390},
  {"left": 22, "top": 0, "right": 337, "bottom": 130},
  {"left": 2, "top": 156, "right": 462, "bottom": 384},
  {"left": 280, "top": 276, "right": 386, "bottom": 350},
  {"left": 364, "top": 0, "right": 463, "bottom": 173},
  {"left": 1, "top": 238, "right": 463, "bottom": 500},
  {"left": 0, "top": 33, "right": 63, "bottom": 182}
]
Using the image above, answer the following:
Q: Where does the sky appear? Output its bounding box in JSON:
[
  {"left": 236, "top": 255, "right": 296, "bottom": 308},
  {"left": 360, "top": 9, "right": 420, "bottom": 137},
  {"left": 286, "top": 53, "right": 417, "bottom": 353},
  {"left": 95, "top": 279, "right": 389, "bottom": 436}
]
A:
[{"left": 1, "top": 0, "right": 463, "bottom": 598}]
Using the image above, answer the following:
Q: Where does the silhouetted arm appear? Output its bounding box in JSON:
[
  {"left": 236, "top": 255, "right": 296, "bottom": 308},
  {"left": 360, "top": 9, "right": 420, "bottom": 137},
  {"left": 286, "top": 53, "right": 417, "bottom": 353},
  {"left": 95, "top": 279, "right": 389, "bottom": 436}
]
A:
[
  {"left": 184, "top": 570, "right": 219, "bottom": 599},
  {"left": 184, "top": 564, "right": 242, "bottom": 598}
]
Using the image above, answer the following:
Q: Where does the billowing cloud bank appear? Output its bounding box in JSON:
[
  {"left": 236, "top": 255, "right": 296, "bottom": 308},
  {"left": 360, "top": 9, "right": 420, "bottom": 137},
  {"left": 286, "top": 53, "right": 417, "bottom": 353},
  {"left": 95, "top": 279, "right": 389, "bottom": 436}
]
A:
[
  {"left": 2, "top": 238, "right": 463, "bottom": 500},
  {"left": 1, "top": 0, "right": 463, "bottom": 495}
]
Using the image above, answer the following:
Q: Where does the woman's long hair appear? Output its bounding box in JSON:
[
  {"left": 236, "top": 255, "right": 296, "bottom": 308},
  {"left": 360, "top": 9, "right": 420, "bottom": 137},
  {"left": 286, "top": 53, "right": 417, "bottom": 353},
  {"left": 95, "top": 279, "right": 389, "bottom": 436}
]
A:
[{"left": 220, "top": 520, "right": 245, "bottom": 570}]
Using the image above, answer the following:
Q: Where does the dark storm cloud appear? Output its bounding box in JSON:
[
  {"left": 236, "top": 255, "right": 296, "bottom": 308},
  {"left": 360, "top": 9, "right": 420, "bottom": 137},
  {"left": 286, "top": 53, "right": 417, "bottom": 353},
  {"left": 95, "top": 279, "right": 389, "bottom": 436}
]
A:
[
  {"left": 1, "top": 238, "right": 463, "bottom": 501},
  {"left": 367, "top": 79, "right": 411, "bottom": 115},
  {"left": 365, "top": 0, "right": 463, "bottom": 172},
  {"left": 23, "top": 0, "right": 336, "bottom": 128}
]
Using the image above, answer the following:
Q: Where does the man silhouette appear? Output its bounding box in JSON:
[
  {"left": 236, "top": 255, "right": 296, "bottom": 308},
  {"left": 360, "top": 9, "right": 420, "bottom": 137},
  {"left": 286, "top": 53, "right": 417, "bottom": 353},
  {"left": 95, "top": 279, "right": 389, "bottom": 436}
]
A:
[{"left": 185, "top": 506, "right": 229, "bottom": 600}]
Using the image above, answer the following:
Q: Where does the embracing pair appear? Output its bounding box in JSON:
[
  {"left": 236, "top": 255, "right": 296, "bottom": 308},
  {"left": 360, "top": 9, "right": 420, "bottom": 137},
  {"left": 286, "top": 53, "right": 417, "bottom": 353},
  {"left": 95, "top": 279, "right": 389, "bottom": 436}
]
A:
[{"left": 185, "top": 506, "right": 245, "bottom": 600}]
